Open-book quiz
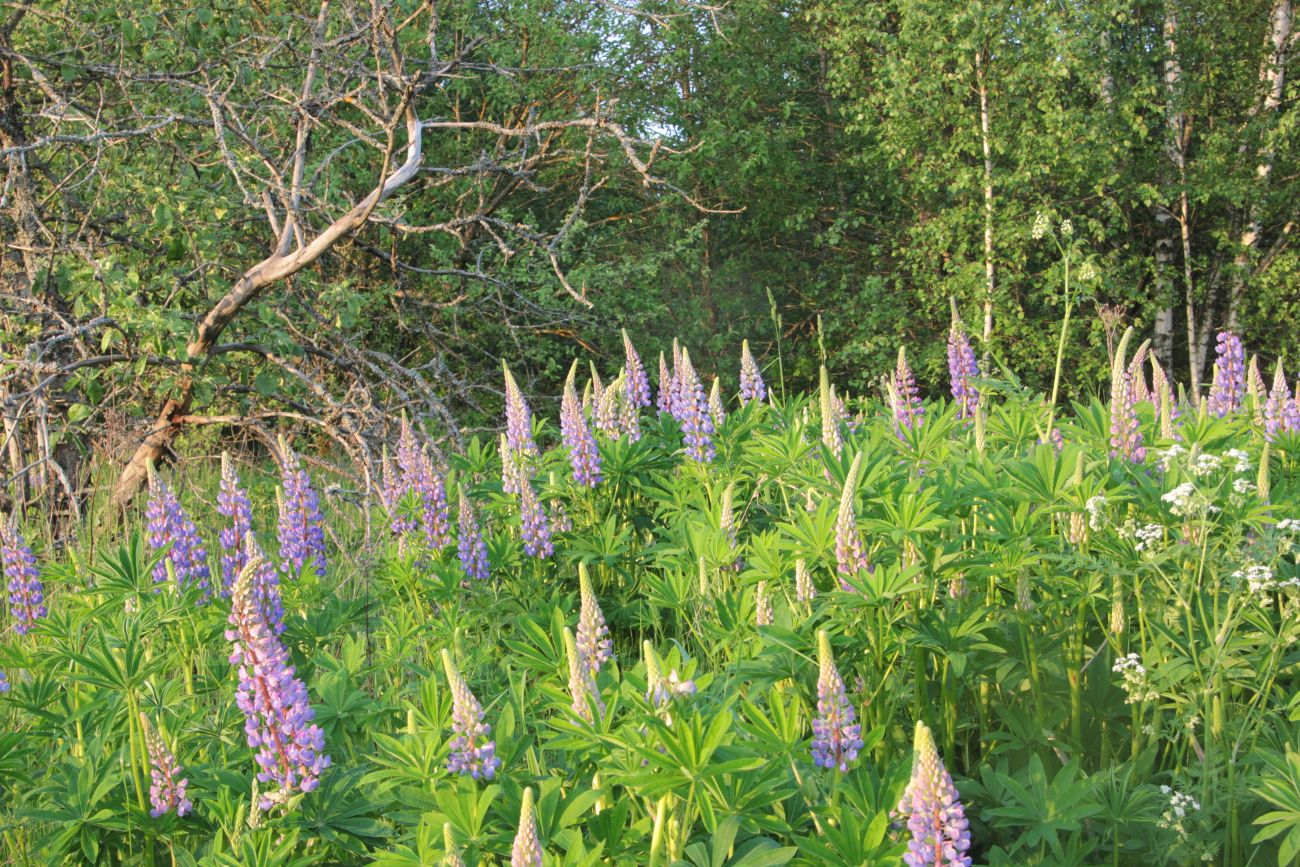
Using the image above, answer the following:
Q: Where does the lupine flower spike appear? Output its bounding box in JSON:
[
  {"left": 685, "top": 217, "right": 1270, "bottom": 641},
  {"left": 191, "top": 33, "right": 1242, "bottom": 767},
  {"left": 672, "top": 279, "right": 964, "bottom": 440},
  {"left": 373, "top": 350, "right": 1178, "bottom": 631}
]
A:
[
  {"left": 217, "top": 452, "right": 253, "bottom": 593},
  {"left": 242, "top": 532, "right": 284, "bottom": 635},
  {"left": 1248, "top": 354, "right": 1268, "bottom": 422},
  {"left": 820, "top": 366, "right": 844, "bottom": 458},
  {"left": 670, "top": 339, "right": 685, "bottom": 420},
  {"left": 145, "top": 465, "right": 212, "bottom": 600},
  {"left": 0, "top": 671, "right": 8, "bottom": 693},
  {"left": 440, "top": 649, "right": 500, "bottom": 779},
  {"left": 596, "top": 374, "right": 624, "bottom": 437},
  {"left": 396, "top": 419, "right": 452, "bottom": 549},
  {"left": 795, "top": 558, "right": 815, "bottom": 603},
  {"left": 561, "top": 363, "right": 602, "bottom": 487},
  {"left": 834, "top": 452, "right": 870, "bottom": 588},
  {"left": 442, "top": 823, "right": 467, "bottom": 867},
  {"left": 1151, "top": 356, "right": 1178, "bottom": 439},
  {"left": 226, "top": 555, "right": 330, "bottom": 810},
  {"left": 511, "top": 787, "right": 543, "bottom": 867},
  {"left": 277, "top": 438, "right": 327, "bottom": 578},
  {"left": 623, "top": 329, "right": 652, "bottom": 408},
  {"left": 618, "top": 373, "right": 642, "bottom": 441},
  {"left": 141, "top": 713, "right": 192, "bottom": 818},
  {"left": 456, "top": 486, "right": 490, "bottom": 581},
  {"left": 890, "top": 347, "right": 924, "bottom": 436},
  {"left": 577, "top": 563, "right": 614, "bottom": 676},
  {"left": 755, "top": 581, "right": 773, "bottom": 626},
  {"left": 900, "top": 720, "right": 972, "bottom": 867},
  {"left": 564, "top": 626, "right": 603, "bottom": 722},
  {"left": 739, "top": 339, "right": 766, "bottom": 404},
  {"left": 1108, "top": 330, "right": 1145, "bottom": 464},
  {"left": 1264, "top": 361, "right": 1300, "bottom": 440},
  {"left": 811, "top": 630, "right": 863, "bottom": 772},
  {"left": 1207, "top": 331, "right": 1245, "bottom": 417},
  {"left": 1, "top": 521, "right": 46, "bottom": 635},
  {"left": 502, "top": 363, "right": 538, "bottom": 494},
  {"left": 708, "top": 376, "right": 726, "bottom": 430},
  {"left": 518, "top": 481, "right": 554, "bottom": 558},
  {"left": 656, "top": 351, "right": 674, "bottom": 415},
  {"left": 676, "top": 349, "right": 716, "bottom": 462},
  {"left": 947, "top": 301, "right": 979, "bottom": 421}
]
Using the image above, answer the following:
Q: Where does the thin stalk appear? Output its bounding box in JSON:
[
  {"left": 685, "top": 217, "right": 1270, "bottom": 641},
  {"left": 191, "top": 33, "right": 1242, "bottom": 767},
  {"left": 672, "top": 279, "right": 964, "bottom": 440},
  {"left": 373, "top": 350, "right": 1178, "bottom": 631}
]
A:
[{"left": 1046, "top": 250, "right": 1072, "bottom": 435}]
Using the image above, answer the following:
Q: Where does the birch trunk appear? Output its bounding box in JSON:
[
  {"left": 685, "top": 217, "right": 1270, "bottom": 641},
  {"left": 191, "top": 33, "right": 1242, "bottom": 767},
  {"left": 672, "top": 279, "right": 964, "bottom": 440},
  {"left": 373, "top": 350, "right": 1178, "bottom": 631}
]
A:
[
  {"left": 975, "top": 47, "right": 996, "bottom": 347},
  {"left": 1163, "top": 2, "right": 1199, "bottom": 400}
]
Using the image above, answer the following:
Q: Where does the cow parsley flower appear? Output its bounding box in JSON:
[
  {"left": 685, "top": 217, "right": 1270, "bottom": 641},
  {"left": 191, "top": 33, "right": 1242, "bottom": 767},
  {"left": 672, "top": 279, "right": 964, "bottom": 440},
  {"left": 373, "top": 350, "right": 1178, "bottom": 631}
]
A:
[{"left": 1112, "top": 653, "right": 1158, "bottom": 703}]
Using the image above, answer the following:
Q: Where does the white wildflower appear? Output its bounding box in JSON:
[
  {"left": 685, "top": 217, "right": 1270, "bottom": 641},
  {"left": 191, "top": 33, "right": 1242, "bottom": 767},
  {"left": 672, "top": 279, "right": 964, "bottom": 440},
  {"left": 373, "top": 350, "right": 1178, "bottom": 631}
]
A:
[
  {"left": 1158, "top": 444, "right": 1186, "bottom": 471},
  {"left": 1086, "top": 495, "right": 1107, "bottom": 530},
  {"left": 1135, "top": 523, "right": 1164, "bottom": 552},
  {"left": 1031, "top": 211, "right": 1051, "bottom": 240},
  {"left": 1225, "top": 448, "right": 1250, "bottom": 473},
  {"left": 1060, "top": 218, "right": 1074, "bottom": 237},
  {"left": 1188, "top": 453, "right": 1222, "bottom": 478},
  {"left": 1233, "top": 563, "right": 1276, "bottom": 594},
  {"left": 1112, "top": 653, "right": 1158, "bottom": 703}
]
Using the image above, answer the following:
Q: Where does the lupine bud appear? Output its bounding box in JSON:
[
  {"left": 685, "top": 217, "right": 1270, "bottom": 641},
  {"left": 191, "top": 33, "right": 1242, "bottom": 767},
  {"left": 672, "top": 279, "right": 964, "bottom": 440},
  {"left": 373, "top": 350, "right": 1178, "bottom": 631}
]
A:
[
  {"left": 811, "top": 630, "right": 863, "bottom": 772},
  {"left": 1207, "top": 331, "right": 1245, "bottom": 417},
  {"left": 656, "top": 352, "right": 674, "bottom": 415},
  {"left": 443, "top": 823, "right": 467, "bottom": 867},
  {"left": 226, "top": 556, "right": 329, "bottom": 811},
  {"left": 900, "top": 721, "right": 972, "bottom": 867},
  {"left": 755, "top": 581, "right": 773, "bottom": 626},
  {"left": 440, "top": 649, "right": 500, "bottom": 779},
  {"left": 834, "top": 453, "right": 870, "bottom": 587},
  {"left": 141, "top": 713, "right": 192, "bottom": 818},
  {"left": 623, "top": 329, "right": 652, "bottom": 408},
  {"left": 145, "top": 467, "right": 212, "bottom": 601},
  {"left": 708, "top": 376, "right": 726, "bottom": 430},
  {"left": 1128, "top": 343, "right": 1151, "bottom": 404},
  {"left": 217, "top": 453, "right": 253, "bottom": 594},
  {"left": 500, "top": 433, "right": 528, "bottom": 497},
  {"left": 577, "top": 563, "right": 614, "bottom": 676},
  {"left": 1, "top": 521, "right": 46, "bottom": 634},
  {"left": 561, "top": 365, "right": 602, "bottom": 487},
  {"left": 676, "top": 349, "right": 715, "bottom": 463},
  {"left": 890, "top": 347, "right": 924, "bottom": 436},
  {"left": 1151, "top": 356, "right": 1179, "bottom": 438},
  {"left": 1248, "top": 354, "right": 1268, "bottom": 422},
  {"left": 739, "top": 339, "right": 766, "bottom": 404},
  {"left": 795, "top": 558, "right": 815, "bottom": 603},
  {"left": 511, "top": 788, "right": 543, "bottom": 867},
  {"left": 595, "top": 374, "right": 624, "bottom": 438},
  {"left": 820, "top": 366, "right": 844, "bottom": 458},
  {"left": 719, "top": 482, "right": 738, "bottom": 549},
  {"left": 618, "top": 373, "right": 642, "bottom": 441},
  {"left": 564, "top": 626, "right": 603, "bottom": 722},
  {"left": 457, "top": 486, "right": 490, "bottom": 582},
  {"left": 947, "top": 306, "right": 979, "bottom": 421},
  {"left": 518, "top": 481, "right": 553, "bottom": 558}
]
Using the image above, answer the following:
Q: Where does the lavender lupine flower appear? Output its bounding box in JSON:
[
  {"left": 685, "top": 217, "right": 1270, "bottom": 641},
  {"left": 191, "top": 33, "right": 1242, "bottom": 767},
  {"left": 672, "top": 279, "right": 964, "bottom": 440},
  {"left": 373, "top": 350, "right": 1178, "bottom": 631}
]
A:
[
  {"left": 559, "top": 367, "right": 601, "bottom": 487},
  {"left": 0, "top": 671, "right": 8, "bottom": 693},
  {"left": 141, "top": 713, "right": 193, "bottom": 818},
  {"left": 1248, "top": 354, "right": 1268, "bottom": 421},
  {"left": 947, "top": 318, "right": 979, "bottom": 421},
  {"left": 834, "top": 453, "right": 870, "bottom": 587},
  {"left": 708, "top": 376, "right": 726, "bottom": 430},
  {"left": 1, "top": 521, "right": 45, "bottom": 635},
  {"left": 241, "top": 532, "right": 285, "bottom": 636},
  {"left": 795, "top": 558, "right": 815, "bottom": 603},
  {"left": 755, "top": 581, "right": 773, "bottom": 626},
  {"left": 623, "top": 329, "right": 652, "bottom": 408},
  {"left": 440, "top": 649, "right": 500, "bottom": 779},
  {"left": 396, "top": 420, "right": 452, "bottom": 549},
  {"left": 1109, "top": 338, "right": 1146, "bottom": 464},
  {"left": 564, "top": 626, "right": 603, "bottom": 722},
  {"left": 900, "top": 721, "right": 972, "bottom": 867},
  {"left": 381, "top": 450, "right": 414, "bottom": 538},
  {"left": 1207, "top": 331, "right": 1245, "bottom": 417},
  {"left": 656, "top": 352, "right": 674, "bottom": 415},
  {"left": 549, "top": 495, "right": 574, "bottom": 534},
  {"left": 217, "top": 453, "right": 253, "bottom": 593},
  {"left": 511, "top": 788, "right": 543, "bottom": 867},
  {"left": 277, "top": 440, "right": 327, "bottom": 578},
  {"left": 739, "top": 339, "right": 766, "bottom": 404},
  {"left": 1264, "top": 362, "right": 1300, "bottom": 440},
  {"left": 811, "top": 630, "right": 863, "bottom": 772},
  {"left": 226, "top": 556, "right": 330, "bottom": 811},
  {"left": 890, "top": 347, "right": 924, "bottom": 436},
  {"left": 676, "top": 349, "right": 715, "bottom": 462},
  {"left": 577, "top": 563, "right": 613, "bottom": 676},
  {"left": 518, "top": 481, "right": 553, "bottom": 558},
  {"left": 443, "top": 823, "right": 467, "bottom": 867},
  {"left": 456, "top": 487, "right": 490, "bottom": 581},
  {"left": 820, "top": 366, "right": 844, "bottom": 459},
  {"left": 618, "top": 378, "right": 642, "bottom": 442},
  {"left": 502, "top": 364, "right": 538, "bottom": 494},
  {"left": 500, "top": 433, "right": 529, "bottom": 500},
  {"left": 145, "top": 468, "right": 212, "bottom": 600},
  {"left": 670, "top": 339, "right": 685, "bottom": 421}
]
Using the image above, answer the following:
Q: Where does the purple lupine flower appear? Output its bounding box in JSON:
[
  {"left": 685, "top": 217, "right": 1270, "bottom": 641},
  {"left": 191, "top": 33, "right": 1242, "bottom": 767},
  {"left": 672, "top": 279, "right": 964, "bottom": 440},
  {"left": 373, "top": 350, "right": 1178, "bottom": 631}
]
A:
[
  {"left": 1109, "top": 372, "right": 1146, "bottom": 464},
  {"left": 676, "top": 349, "right": 715, "bottom": 463},
  {"left": 755, "top": 581, "right": 773, "bottom": 626},
  {"left": 141, "top": 713, "right": 192, "bottom": 818},
  {"left": 549, "top": 492, "right": 574, "bottom": 534},
  {"left": 623, "top": 329, "right": 652, "bottom": 408},
  {"left": 381, "top": 450, "right": 415, "bottom": 538},
  {"left": 502, "top": 364, "right": 538, "bottom": 495},
  {"left": 277, "top": 440, "right": 327, "bottom": 578},
  {"left": 1, "top": 521, "right": 45, "bottom": 635},
  {"left": 577, "top": 564, "right": 613, "bottom": 676},
  {"left": 456, "top": 487, "right": 490, "bottom": 582},
  {"left": 1265, "top": 363, "right": 1300, "bottom": 440},
  {"left": 890, "top": 347, "right": 924, "bottom": 436},
  {"left": 656, "top": 352, "right": 674, "bottom": 415},
  {"left": 618, "top": 377, "right": 642, "bottom": 442},
  {"left": 511, "top": 788, "right": 543, "bottom": 867},
  {"left": 1207, "top": 331, "right": 1245, "bottom": 417},
  {"left": 820, "top": 366, "right": 844, "bottom": 459},
  {"left": 669, "top": 340, "right": 685, "bottom": 421},
  {"left": 947, "top": 321, "right": 979, "bottom": 421},
  {"left": 145, "top": 468, "right": 211, "bottom": 601},
  {"left": 900, "top": 721, "right": 972, "bottom": 867},
  {"left": 518, "top": 481, "right": 553, "bottom": 559},
  {"left": 834, "top": 454, "right": 870, "bottom": 587},
  {"left": 561, "top": 370, "right": 602, "bottom": 489},
  {"left": 217, "top": 453, "right": 254, "bottom": 594},
  {"left": 396, "top": 421, "right": 452, "bottom": 549},
  {"left": 811, "top": 630, "right": 863, "bottom": 772},
  {"left": 564, "top": 626, "right": 603, "bottom": 722},
  {"left": 440, "top": 649, "right": 500, "bottom": 779},
  {"left": 0, "top": 671, "right": 8, "bottom": 693},
  {"left": 739, "top": 339, "right": 766, "bottom": 404},
  {"left": 242, "top": 532, "right": 284, "bottom": 636},
  {"left": 226, "top": 554, "right": 330, "bottom": 811},
  {"left": 795, "top": 558, "right": 815, "bottom": 603},
  {"left": 708, "top": 376, "right": 726, "bottom": 430}
]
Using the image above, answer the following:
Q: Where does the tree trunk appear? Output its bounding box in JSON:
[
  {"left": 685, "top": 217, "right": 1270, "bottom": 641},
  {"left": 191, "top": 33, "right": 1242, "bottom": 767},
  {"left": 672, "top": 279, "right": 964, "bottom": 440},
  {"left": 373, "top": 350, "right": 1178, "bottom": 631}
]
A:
[
  {"left": 975, "top": 47, "right": 996, "bottom": 347},
  {"left": 1227, "top": 0, "right": 1292, "bottom": 329},
  {"left": 1163, "top": 1, "right": 1200, "bottom": 400}
]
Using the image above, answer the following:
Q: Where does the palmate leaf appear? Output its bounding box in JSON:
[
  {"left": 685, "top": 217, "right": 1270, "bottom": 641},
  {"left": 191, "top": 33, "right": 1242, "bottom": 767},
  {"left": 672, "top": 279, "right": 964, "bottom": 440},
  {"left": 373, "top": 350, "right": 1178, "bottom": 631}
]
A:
[
  {"left": 1252, "top": 743, "right": 1300, "bottom": 866},
  {"left": 676, "top": 815, "right": 796, "bottom": 867}
]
